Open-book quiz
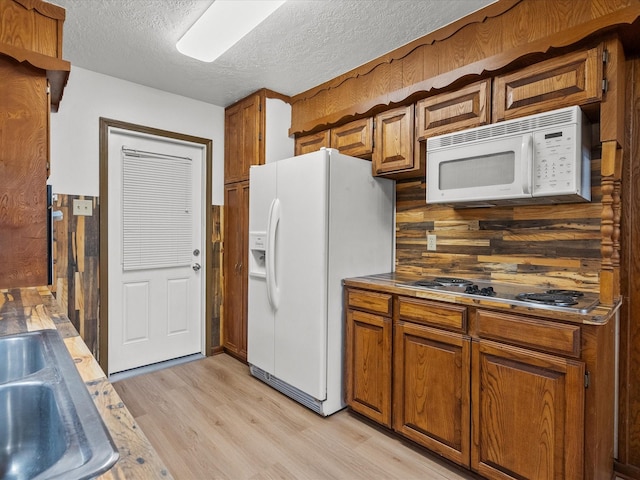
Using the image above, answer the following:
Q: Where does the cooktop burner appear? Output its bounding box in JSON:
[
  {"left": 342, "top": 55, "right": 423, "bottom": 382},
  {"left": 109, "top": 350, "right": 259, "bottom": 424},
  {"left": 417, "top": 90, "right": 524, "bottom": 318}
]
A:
[
  {"left": 433, "top": 277, "right": 473, "bottom": 287},
  {"left": 412, "top": 277, "right": 473, "bottom": 288},
  {"left": 412, "top": 280, "right": 444, "bottom": 288},
  {"left": 516, "top": 293, "right": 578, "bottom": 307},
  {"left": 399, "top": 276, "right": 599, "bottom": 313},
  {"left": 546, "top": 289, "right": 584, "bottom": 297}
]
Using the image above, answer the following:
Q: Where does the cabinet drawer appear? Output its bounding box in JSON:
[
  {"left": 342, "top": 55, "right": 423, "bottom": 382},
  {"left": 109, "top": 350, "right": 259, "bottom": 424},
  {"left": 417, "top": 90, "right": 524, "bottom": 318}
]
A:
[
  {"left": 416, "top": 79, "right": 490, "bottom": 140},
  {"left": 398, "top": 297, "right": 466, "bottom": 332},
  {"left": 347, "top": 289, "right": 392, "bottom": 316},
  {"left": 476, "top": 310, "right": 581, "bottom": 357},
  {"left": 493, "top": 46, "right": 602, "bottom": 122}
]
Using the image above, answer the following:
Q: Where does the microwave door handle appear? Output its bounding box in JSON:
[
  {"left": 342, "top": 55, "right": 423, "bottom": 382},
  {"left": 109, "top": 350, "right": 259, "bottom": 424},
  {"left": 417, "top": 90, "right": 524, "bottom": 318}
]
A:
[{"left": 522, "top": 134, "right": 533, "bottom": 195}]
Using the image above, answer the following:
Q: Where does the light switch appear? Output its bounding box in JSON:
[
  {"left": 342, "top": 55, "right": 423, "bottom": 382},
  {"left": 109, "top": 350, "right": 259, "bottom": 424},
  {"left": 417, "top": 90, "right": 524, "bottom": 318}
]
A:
[{"left": 73, "top": 199, "right": 93, "bottom": 216}]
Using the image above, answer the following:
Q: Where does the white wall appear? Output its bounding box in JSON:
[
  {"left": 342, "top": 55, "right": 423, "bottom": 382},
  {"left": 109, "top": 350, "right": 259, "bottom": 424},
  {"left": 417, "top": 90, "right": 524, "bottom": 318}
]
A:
[{"left": 50, "top": 66, "right": 225, "bottom": 204}]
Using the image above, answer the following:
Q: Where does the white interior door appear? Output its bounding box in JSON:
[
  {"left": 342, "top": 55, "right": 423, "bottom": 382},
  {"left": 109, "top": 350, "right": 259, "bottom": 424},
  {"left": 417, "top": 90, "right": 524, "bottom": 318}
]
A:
[{"left": 107, "top": 128, "right": 205, "bottom": 375}]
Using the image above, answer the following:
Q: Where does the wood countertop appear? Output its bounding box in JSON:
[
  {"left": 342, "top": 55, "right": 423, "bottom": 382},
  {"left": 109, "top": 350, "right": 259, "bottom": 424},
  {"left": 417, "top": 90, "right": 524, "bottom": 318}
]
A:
[
  {"left": 344, "top": 272, "right": 621, "bottom": 325},
  {"left": 0, "top": 286, "right": 172, "bottom": 479}
]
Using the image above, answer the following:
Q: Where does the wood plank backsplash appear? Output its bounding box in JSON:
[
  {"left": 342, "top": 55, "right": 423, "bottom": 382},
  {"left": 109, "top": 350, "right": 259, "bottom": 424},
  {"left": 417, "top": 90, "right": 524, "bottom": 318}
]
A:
[
  {"left": 395, "top": 158, "right": 602, "bottom": 293},
  {"left": 50, "top": 194, "right": 100, "bottom": 355}
]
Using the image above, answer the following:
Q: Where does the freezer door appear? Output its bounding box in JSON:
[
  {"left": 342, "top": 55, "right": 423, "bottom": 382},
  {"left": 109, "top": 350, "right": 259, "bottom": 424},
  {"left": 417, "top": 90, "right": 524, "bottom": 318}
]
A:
[
  {"left": 247, "top": 163, "right": 277, "bottom": 373},
  {"left": 273, "top": 151, "right": 329, "bottom": 401}
]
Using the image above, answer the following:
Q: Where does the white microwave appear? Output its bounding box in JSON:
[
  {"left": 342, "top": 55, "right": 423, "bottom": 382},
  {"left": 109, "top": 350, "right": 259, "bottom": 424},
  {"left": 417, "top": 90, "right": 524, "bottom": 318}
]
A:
[{"left": 426, "top": 106, "right": 591, "bottom": 208}]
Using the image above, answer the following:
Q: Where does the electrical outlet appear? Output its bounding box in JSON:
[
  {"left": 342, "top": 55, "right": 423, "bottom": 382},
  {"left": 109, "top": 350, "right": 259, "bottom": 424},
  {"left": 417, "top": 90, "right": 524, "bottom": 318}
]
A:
[
  {"left": 427, "top": 234, "right": 436, "bottom": 251},
  {"left": 73, "top": 199, "right": 93, "bottom": 216}
]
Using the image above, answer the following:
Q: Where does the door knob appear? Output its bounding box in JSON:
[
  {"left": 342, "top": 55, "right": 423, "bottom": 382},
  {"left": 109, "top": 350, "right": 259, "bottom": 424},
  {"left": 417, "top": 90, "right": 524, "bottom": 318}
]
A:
[{"left": 192, "top": 263, "right": 201, "bottom": 272}]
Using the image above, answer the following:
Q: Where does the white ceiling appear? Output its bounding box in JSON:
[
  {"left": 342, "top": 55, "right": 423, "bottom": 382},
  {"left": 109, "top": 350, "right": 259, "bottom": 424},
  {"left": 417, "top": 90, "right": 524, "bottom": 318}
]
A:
[{"left": 50, "top": 0, "right": 495, "bottom": 107}]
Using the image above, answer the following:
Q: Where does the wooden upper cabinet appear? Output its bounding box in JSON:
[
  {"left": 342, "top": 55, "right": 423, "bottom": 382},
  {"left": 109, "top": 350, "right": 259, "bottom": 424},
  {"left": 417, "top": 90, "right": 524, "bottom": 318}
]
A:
[
  {"left": 472, "top": 339, "right": 585, "bottom": 480},
  {"left": 0, "top": 0, "right": 68, "bottom": 288},
  {"left": 294, "top": 117, "right": 373, "bottom": 158},
  {"left": 372, "top": 105, "right": 418, "bottom": 179},
  {"left": 224, "top": 94, "right": 262, "bottom": 184},
  {"left": 416, "top": 79, "right": 490, "bottom": 140},
  {"left": 493, "top": 45, "right": 603, "bottom": 122},
  {"left": 294, "top": 130, "right": 329, "bottom": 156},
  {"left": 330, "top": 117, "right": 373, "bottom": 158},
  {"left": 0, "top": 0, "right": 69, "bottom": 110},
  {"left": 0, "top": 57, "right": 50, "bottom": 288}
]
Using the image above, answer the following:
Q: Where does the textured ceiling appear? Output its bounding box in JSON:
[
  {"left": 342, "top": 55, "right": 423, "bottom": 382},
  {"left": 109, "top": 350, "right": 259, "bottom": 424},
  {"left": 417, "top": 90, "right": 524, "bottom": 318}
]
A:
[{"left": 50, "top": 0, "right": 495, "bottom": 107}]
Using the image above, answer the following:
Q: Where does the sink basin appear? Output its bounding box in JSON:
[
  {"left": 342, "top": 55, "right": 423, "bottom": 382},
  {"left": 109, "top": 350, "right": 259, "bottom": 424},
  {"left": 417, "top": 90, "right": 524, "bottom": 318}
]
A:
[
  {"left": 0, "top": 333, "right": 47, "bottom": 383},
  {"left": 0, "top": 330, "right": 119, "bottom": 480}
]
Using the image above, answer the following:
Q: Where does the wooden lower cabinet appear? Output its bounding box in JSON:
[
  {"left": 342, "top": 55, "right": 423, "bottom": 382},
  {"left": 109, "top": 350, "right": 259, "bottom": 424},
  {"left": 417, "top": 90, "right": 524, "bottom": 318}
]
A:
[
  {"left": 393, "top": 321, "right": 471, "bottom": 467},
  {"left": 345, "top": 308, "right": 392, "bottom": 427},
  {"left": 344, "top": 287, "right": 600, "bottom": 480},
  {"left": 472, "top": 339, "right": 585, "bottom": 480}
]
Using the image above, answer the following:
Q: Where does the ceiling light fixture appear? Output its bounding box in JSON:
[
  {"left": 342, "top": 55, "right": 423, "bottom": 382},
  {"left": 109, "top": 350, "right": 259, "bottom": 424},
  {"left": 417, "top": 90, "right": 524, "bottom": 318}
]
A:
[{"left": 177, "top": 0, "right": 287, "bottom": 62}]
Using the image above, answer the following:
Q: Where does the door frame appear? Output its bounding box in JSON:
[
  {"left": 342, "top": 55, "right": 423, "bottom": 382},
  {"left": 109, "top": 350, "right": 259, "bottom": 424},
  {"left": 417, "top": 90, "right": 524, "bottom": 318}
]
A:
[{"left": 98, "top": 118, "right": 213, "bottom": 374}]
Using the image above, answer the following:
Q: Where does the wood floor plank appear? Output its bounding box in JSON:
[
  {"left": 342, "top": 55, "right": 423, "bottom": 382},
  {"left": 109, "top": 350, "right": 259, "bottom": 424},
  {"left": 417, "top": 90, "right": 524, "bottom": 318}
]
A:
[{"left": 113, "top": 354, "right": 477, "bottom": 480}]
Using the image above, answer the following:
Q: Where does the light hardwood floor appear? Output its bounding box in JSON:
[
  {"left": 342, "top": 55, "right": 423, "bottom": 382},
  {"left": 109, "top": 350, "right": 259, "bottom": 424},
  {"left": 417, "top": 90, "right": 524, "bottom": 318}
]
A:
[{"left": 113, "top": 354, "right": 478, "bottom": 480}]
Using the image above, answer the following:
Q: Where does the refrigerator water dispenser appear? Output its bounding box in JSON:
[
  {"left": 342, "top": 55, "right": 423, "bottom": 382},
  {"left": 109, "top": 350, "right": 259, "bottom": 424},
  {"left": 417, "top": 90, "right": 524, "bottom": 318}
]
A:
[{"left": 249, "top": 232, "right": 267, "bottom": 278}]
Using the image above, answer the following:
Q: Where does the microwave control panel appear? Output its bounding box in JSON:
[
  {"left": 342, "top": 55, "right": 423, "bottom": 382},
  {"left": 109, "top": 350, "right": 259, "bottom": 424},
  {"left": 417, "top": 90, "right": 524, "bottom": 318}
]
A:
[{"left": 532, "top": 124, "right": 580, "bottom": 196}]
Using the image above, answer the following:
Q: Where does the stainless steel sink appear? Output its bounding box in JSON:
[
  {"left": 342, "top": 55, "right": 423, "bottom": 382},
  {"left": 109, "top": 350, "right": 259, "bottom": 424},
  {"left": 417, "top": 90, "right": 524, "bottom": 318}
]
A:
[
  {"left": 0, "top": 333, "right": 48, "bottom": 383},
  {"left": 0, "top": 330, "right": 119, "bottom": 480}
]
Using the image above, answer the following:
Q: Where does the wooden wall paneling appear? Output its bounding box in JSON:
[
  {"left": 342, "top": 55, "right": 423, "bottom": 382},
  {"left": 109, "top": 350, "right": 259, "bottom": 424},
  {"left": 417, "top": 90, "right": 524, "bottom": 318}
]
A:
[
  {"left": 51, "top": 194, "right": 100, "bottom": 356},
  {"left": 617, "top": 54, "right": 640, "bottom": 479},
  {"left": 211, "top": 205, "right": 222, "bottom": 353},
  {"left": 51, "top": 194, "right": 69, "bottom": 312}
]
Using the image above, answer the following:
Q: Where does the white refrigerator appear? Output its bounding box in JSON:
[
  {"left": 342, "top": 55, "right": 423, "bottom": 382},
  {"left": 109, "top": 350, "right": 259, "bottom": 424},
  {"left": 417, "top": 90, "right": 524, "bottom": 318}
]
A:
[{"left": 247, "top": 148, "right": 394, "bottom": 416}]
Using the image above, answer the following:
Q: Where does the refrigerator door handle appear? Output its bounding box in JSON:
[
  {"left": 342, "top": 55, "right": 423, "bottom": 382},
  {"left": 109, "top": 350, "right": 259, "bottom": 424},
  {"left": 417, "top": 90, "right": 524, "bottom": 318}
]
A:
[{"left": 266, "top": 198, "right": 281, "bottom": 310}]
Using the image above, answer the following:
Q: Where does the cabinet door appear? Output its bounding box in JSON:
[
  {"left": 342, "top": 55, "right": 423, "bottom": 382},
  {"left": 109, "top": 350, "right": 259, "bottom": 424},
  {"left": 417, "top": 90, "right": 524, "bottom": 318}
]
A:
[
  {"left": 222, "top": 181, "right": 250, "bottom": 361},
  {"left": 372, "top": 105, "right": 419, "bottom": 179},
  {"left": 331, "top": 117, "right": 373, "bottom": 158},
  {"left": 416, "top": 79, "right": 490, "bottom": 140},
  {"left": 0, "top": 58, "right": 49, "bottom": 288},
  {"left": 225, "top": 94, "right": 261, "bottom": 183},
  {"left": 294, "top": 130, "right": 330, "bottom": 156},
  {"left": 345, "top": 307, "right": 392, "bottom": 427},
  {"left": 393, "top": 321, "right": 471, "bottom": 467},
  {"left": 493, "top": 46, "right": 602, "bottom": 122},
  {"left": 472, "top": 339, "right": 585, "bottom": 480}
]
